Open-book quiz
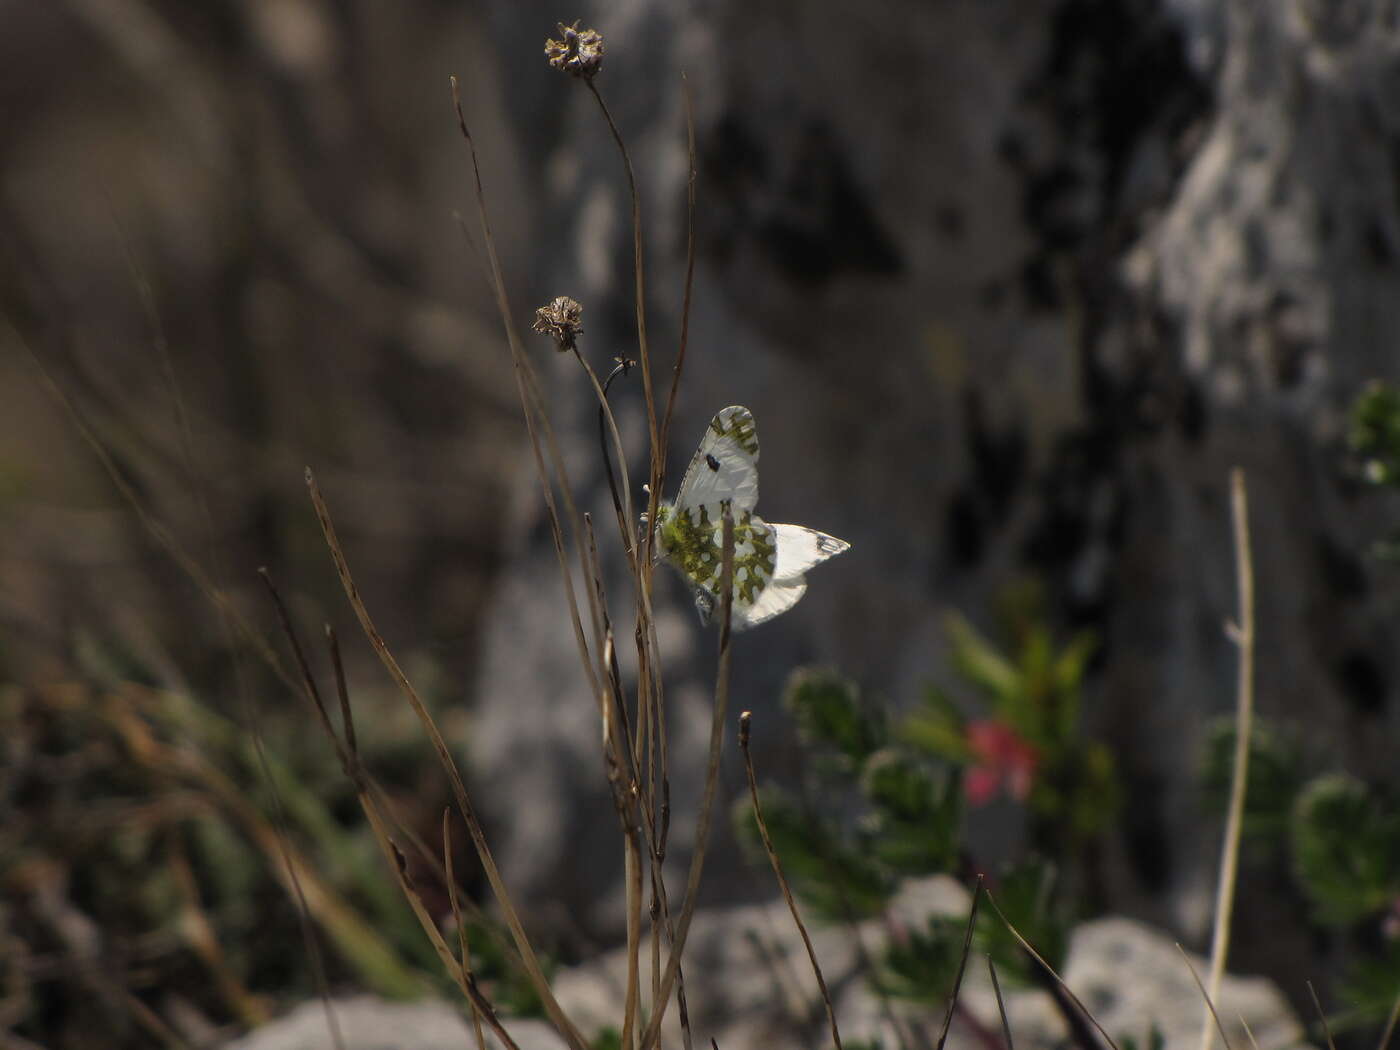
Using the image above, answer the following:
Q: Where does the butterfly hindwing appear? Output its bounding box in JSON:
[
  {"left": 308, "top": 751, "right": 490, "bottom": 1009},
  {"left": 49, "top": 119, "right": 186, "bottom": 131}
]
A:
[{"left": 770, "top": 524, "right": 852, "bottom": 582}]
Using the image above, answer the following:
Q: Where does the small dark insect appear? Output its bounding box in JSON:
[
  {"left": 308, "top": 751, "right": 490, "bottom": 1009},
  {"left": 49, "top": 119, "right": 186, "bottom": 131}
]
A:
[{"left": 706, "top": 453, "right": 721, "bottom": 471}]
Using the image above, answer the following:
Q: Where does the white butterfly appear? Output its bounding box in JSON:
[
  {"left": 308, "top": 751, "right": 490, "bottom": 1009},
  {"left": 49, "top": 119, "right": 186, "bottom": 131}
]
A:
[{"left": 653, "top": 406, "right": 850, "bottom": 630}]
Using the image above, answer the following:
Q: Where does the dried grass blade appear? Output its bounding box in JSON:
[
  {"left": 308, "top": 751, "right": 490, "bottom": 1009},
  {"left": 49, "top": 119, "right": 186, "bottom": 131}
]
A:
[
  {"left": 306, "top": 467, "right": 587, "bottom": 1050},
  {"left": 1378, "top": 989, "right": 1400, "bottom": 1050},
  {"left": 1175, "top": 943, "right": 1232, "bottom": 1050},
  {"left": 1308, "top": 982, "right": 1338, "bottom": 1050},
  {"left": 739, "top": 711, "right": 843, "bottom": 1050},
  {"left": 445, "top": 810, "right": 489, "bottom": 1050},
  {"left": 988, "top": 956, "right": 1014, "bottom": 1050},
  {"left": 935, "top": 876, "right": 983, "bottom": 1050},
  {"left": 1201, "top": 468, "right": 1255, "bottom": 1050},
  {"left": 984, "top": 890, "right": 1118, "bottom": 1050}
]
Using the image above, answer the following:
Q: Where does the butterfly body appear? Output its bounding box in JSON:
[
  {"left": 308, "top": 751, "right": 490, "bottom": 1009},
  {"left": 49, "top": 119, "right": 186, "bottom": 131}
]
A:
[{"left": 655, "top": 406, "right": 849, "bottom": 630}]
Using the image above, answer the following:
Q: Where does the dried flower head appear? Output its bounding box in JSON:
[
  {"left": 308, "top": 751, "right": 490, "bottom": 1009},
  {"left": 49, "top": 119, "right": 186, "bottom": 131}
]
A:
[
  {"left": 544, "top": 22, "right": 604, "bottom": 79},
  {"left": 533, "top": 295, "right": 584, "bottom": 352}
]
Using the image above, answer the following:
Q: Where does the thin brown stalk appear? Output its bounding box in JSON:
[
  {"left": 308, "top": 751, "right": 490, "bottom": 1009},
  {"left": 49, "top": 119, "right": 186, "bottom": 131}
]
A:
[
  {"left": 306, "top": 467, "right": 588, "bottom": 1050},
  {"left": 1238, "top": 1016, "right": 1261, "bottom": 1050},
  {"left": 639, "top": 507, "right": 736, "bottom": 1050},
  {"left": 365, "top": 808, "right": 522, "bottom": 1050},
  {"left": 1308, "top": 982, "right": 1338, "bottom": 1050},
  {"left": 445, "top": 811, "right": 489, "bottom": 1050},
  {"left": 739, "top": 711, "right": 843, "bottom": 1050},
  {"left": 12, "top": 327, "right": 300, "bottom": 695},
  {"left": 657, "top": 73, "right": 699, "bottom": 515},
  {"left": 935, "top": 876, "right": 984, "bottom": 1050},
  {"left": 449, "top": 75, "right": 606, "bottom": 722},
  {"left": 1378, "top": 989, "right": 1400, "bottom": 1050},
  {"left": 988, "top": 957, "right": 1015, "bottom": 1050},
  {"left": 258, "top": 569, "right": 352, "bottom": 777},
  {"left": 985, "top": 890, "right": 1118, "bottom": 1050},
  {"left": 323, "top": 625, "right": 526, "bottom": 978},
  {"left": 1201, "top": 467, "right": 1255, "bottom": 1050},
  {"left": 584, "top": 79, "right": 659, "bottom": 497},
  {"left": 1175, "top": 943, "right": 1232, "bottom": 1050}
]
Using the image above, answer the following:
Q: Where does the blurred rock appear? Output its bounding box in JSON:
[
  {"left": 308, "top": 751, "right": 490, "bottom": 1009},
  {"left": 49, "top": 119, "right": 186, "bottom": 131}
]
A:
[{"left": 227, "top": 881, "right": 1305, "bottom": 1050}]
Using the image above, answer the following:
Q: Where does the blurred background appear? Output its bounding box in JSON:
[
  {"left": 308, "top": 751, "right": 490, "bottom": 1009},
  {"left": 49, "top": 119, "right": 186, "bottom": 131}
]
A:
[{"left": 5, "top": 1, "right": 1400, "bottom": 1048}]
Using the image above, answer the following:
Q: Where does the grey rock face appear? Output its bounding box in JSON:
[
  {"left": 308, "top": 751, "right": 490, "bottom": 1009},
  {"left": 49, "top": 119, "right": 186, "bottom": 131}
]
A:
[{"left": 468, "top": 0, "right": 1400, "bottom": 1006}]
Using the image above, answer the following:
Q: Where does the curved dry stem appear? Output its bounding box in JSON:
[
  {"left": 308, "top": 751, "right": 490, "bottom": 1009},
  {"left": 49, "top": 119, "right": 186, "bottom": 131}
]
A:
[
  {"left": 739, "top": 712, "right": 843, "bottom": 1050},
  {"left": 935, "top": 876, "right": 983, "bottom": 1050},
  {"left": 985, "top": 890, "right": 1118, "bottom": 1050},
  {"left": 1176, "top": 943, "right": 1233, "bottom": 1050},
  {"left": 1200, "top": 468, "right": 1255, "bottom": 1050},
  {"left": 585, "top": 79, "right": 659, "bottom": 496},
  {"left": 450, "top": 75, "right": 606, "bottom": 722},
  {"left": 306, "top": 467, "right": 587, "bottom": 1050}
]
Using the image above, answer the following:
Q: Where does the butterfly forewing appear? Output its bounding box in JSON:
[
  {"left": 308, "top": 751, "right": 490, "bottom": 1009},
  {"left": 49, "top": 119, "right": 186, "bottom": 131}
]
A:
[{"left": 674, "top": 406, "right": 759, "bottom": 514}]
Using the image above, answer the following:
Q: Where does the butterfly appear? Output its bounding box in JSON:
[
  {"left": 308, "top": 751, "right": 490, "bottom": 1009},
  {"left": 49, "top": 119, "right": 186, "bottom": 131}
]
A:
[{"left": 653, "top": 406, "right": 850, "bottom": 630}]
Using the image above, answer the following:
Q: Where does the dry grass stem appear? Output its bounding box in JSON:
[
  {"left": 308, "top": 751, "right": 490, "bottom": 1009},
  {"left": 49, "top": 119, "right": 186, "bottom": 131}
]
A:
[
  {"left": 639, "top": 508, "right": 736, "bottom": 1050},
  {"left": 1175, "top": 943, "right": 1232, "bottom": 1050},
  {"left": 444, "top": 811, "right": 490, "bottom": 1050},
  {"left": 1200, "top": 467, "right": 1255, "bottom": 1050},
  {"left": 1308, "top": 982, "right": 1338, "bottom": 1050},
  {"left": 1239, "top": 1015, "right": 1261, "bottom": 1050},
  {"left": 450, "top": 75, "right": 606, "bottom": 723},
  {"left": 988, "top": 957, "right": 1015, "bottom": 1050},
  {"left": 1378, "top": 991, "right": 1400, "bottom": 1050},
  {"left": 935, "top": 876, "right": 984, "bottom": 1050},
  {"left": 739, "top": 711, "right": 844, "bottom": 1050},
  {"left": 985, "top": 891, "right": 1118, "bottom": 1050},
  {"left": 306, "top": 467, "right": 587, "bottom": 1050}
]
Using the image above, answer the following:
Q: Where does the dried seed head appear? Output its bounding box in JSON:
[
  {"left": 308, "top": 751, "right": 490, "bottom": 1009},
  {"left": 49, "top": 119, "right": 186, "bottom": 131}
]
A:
[
  {"left": 533, "top": 295, "right": 584, "bottom": 352},
  {"left": 544, "top": 22, "right": 604, "bottom": 79}
]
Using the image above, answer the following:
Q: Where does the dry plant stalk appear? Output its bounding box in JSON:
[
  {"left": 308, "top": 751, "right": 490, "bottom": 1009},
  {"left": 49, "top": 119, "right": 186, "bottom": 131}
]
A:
[
  {"left": 1199, "top": 468, "right": 1255, "bottom": 1050},
  {"left": 739, "top": 710, "right": 844, "bottom": 1050}
]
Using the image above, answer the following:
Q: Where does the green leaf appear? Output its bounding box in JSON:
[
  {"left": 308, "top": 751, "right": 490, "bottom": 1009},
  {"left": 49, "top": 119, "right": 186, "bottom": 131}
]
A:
[
  {"left": 875, "top": 914, "right": 968, "bottom": 1005},
  {"left": 1199, "top": 717, "right": 1304, "bottom": 842},
  {"left": 983, "top": 860, "right": 1067, "bottom": 982},
  {"left": 782, "top": 668, "right": 886, "bottom": 768},
  {"left": 902, "top": 688, "right": 970, "bottom": 764},
  {"left": 1350, "top": 380, "right": 1400, "bottom": 487},
  {"left": 946, "top": 613, "right": 1020, "bottom": 706},
  {"left": 733, "top": 786, "right": 894, "bottom": 920},
  {"left": 860, "top": 749, "right": 961, "bottom": 875},
  {"left": 1292, "top": 774, "right": 1400, "bottom": 925}
]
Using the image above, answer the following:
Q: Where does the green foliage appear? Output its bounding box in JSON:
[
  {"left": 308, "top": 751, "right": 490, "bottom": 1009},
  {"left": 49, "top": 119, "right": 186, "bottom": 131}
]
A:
[
  {"left": 1349, "top": 379, "right": 1400, "bottom": 559},
  {"left": 1292, "top": 775, "right": 1400, "bottom": 925},
  {"left": 733, "top": 785, "right": 894, "bottom": 920},
  {"left": 590, "top": 1027, "right": 623, "bottom": 1050},
  {"left": 860, "top": 748, "right": 961, "bottom": 875},
  {"left": 1350, "top": 380, "right": 1400, "bottom": 487},
  {"left": 906, "top": 604, "right": 1117, "bottom": 854},
  {"left": 1199, "top": 718, "right": 1305, "bottom": 841},
  {"left": 978, "top": 860, "right": 1065, "bottom": 985},
  {"left": 1118, "top": 1024, "right": 1166, "bottom": 1050},
  {"left": 876, "top": 859, "right": 1064, "bottom": 1007},
  {"left": 875, "top": 914, "right": 969, "bottom": 1001},
  {"left": 785, "top": 667, "right": 886, "bottom": 768}
]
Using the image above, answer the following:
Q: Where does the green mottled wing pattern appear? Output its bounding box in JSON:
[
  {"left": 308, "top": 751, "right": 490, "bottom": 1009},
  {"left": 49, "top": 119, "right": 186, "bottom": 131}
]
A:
[{"left": 657, "top": 405, "right": 849, "bottom": 631}]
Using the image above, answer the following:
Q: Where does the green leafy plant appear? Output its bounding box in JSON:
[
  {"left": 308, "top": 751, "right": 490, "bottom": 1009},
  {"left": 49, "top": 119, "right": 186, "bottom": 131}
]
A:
[
  {"left": 1201, "top": 719, "right": 1400, "bottom": 1027},
  {"left": 735, "top": 598, "right": 1118, "bottom": 1006},
  {"left": 1349, "top": 379, "right": 1400, "bottom": 560}
]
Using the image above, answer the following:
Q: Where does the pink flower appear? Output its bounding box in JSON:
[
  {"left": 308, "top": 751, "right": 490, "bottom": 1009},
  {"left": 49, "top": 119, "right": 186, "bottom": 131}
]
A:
[{"left": 964, "top": 720, "right": 1038, "bottom": 806}]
